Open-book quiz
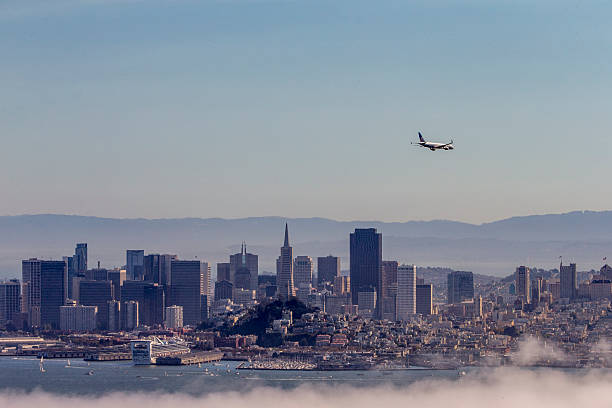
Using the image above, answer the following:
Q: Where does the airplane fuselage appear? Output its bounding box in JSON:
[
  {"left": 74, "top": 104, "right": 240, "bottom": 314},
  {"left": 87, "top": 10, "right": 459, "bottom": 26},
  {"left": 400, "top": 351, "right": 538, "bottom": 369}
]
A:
[{"left": 417, "top": 142, "right": 454, "bottom": 151}]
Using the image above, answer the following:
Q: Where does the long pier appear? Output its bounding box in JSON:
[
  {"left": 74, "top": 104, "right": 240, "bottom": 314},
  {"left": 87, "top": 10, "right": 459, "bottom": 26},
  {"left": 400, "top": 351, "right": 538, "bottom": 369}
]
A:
[{"left": 155, "top": 351, "right": 224, "bottom": 366}]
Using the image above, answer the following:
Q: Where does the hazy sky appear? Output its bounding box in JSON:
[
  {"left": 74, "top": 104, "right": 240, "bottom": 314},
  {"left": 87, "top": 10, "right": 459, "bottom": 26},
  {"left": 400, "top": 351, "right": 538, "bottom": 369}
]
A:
[{"left": 1, "top": 0, "right": 611, "bottom": 224}]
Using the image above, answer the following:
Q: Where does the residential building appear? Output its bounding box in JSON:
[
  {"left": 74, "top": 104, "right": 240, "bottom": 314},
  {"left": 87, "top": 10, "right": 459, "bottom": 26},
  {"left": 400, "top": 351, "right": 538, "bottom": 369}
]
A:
[{"left": 165, "top": 305, "right": 184, "bottom": 329}]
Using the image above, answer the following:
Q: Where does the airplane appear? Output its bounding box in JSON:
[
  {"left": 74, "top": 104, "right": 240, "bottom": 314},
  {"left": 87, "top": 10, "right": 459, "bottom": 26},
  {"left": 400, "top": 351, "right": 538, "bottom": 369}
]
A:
[{"left": 413, "top": 132, "right": 454, "bottom": 151}]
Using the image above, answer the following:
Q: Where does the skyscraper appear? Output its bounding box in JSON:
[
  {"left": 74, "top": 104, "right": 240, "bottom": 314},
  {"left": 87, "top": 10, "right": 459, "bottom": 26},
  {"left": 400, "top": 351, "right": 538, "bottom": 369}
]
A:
[
  {"left": 294, "top": 256, "right": 314, "bottom": 289},
  {"left": 560, "top": 262, "right": 577, "bottom": 300},
  {"left": 229, "top": 243, "right": 258, "bottom": 291},
  {"left": 383, "top": 261, "right": 398, "bottom": 296},
  {"left": 143, "top": 254, "right": 161, "bottom": 282},
  {"left": 22, "top": 259, "right": 67, "bottom": 329},
  {"left": 121, "top": 281, "right": 164, "bottom": 326},
  {"left": 350, "top": 228, "right": 383, "bottom": 317},
  {"left": 447, "top": 271, "right": 474, "bottom": 304},
  {"left": 107, "top": 268, "right": 126, "bottom": 300},
  {"left": 0, "top": 280, "right": 20, "bottom": 327},
  {"left": 126, "top": 250, "right": 145, "bottom": 281},
  {"left": 416, "top": 283, "right": 433, "bottom": 315},
  {"left": 317, "top": 256, "right": 340, "bottom": 286},
  {"left": 170, "top": 260, "right": 208, "bottom": 326},
  {"left": 79, "top": 280, "right": 114, "bottom": 329},
  {"left": 74, "top": 243, "right": 88, "bottom": 275},
  {"left": 217, "top": 263, "right": 231, "bottom": 282},
  {"left": 515, "top": 266, "right": 531, "bottom": 303},
  {"left": 396, "top": 264, "right": 416, "bottom": 320},
  {"left": 276, "top": 223, "right": 294, "bottom": 299}
]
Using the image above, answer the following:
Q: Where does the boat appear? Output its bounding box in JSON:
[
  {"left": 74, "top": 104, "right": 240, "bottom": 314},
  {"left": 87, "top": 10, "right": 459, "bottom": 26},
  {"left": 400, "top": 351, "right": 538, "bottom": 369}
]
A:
[
  {"left": 85, "top": 370, "right": 94, "bottom": 376},
  {"left": 39, "top": 356, "right": 46, "bottom": 373},
  {"left": 65, "top": 359, "right": 71, "bottom": 368}
]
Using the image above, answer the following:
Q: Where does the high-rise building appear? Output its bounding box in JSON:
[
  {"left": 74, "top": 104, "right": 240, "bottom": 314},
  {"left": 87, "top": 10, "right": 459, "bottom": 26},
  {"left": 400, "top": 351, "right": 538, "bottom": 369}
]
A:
[
  {"left": 396, "top": 264, "right": 416, "bottom": 320},
  {"left": 333, "top": 276, "right": 350, "bottom": 295},
  {"left": 276, "top": 223, "right": 294, "bottom": 299},
  {"left": 79, "top": 280, "right": 114, "bottom": 329},
  {"left": 143, "top": 254, "right": 161, "bottom": 283},
  {"left": 350, "top": 228, "right": 383, "bottom": 317},
  {"left": 214, "top": 280, "right": 233, "bottom": 301},
  {"left": 85, "top": 268, "right": 108, "bottom": 281},
  {"left": 382, "top": 261, "right": 398, "bottom": 297},
  {"left": 142, "top": 254, "right": 177, "bottom": 285},
  {"left": 22, "top": 259, "right": 67, "bottom": 329},
  {"left": 126, "top": 250, "right": 145, "bottom": 281},
  {"left": 416, "top": 283, "right": 433, "bottom": 315},
  {"left": 121, "top": 281, "right": 164, "bottom": 326},
  {"left": 515, "top": 266, "right": 531, "bottom": 302},
  {"left": 165, "top": 305, "right": 183, "bottom": 329},
  {"left": 107, "top": 269, "right": 126, "bottom": 300},
  {"left": 230, "top": 243, "right": 258, "bottom": 292},
  {"left": 294, "top": 256, "right": 314, "bottom": 289},
  {"left": 60, "top": 305, "right": 97, "bottom": 331},
  {"left": 317, "top": 256, "right": 340, "bottom": 286},
  {"left": 0, "top": 280, "right": 20, "bottom": 327},
  {"left": 531, "top": 277, "right": 542, "bottom": 305},
  {"left": 560, "top": 262, "right": 577, "bottom": 300},
  {"left": 447, "top": 271, "right": 474, "bottom": 304},
  {"left": 107, "top": 300, "right": 121, "bottom": 331},
  {"left": 357, "top": 288, "right": 377, "bottom": 319},
  {"left": 170, "top": 260, "right": 208, "bottom": 326},
  {"left": 74, "top": 243, "right": 88, "bottom": 275},
  {"left": 217, "top": 263, "right": 231, "bottom": 282},
  {"left": 121, "top": 300, "right": 139, "bottom": 330}
]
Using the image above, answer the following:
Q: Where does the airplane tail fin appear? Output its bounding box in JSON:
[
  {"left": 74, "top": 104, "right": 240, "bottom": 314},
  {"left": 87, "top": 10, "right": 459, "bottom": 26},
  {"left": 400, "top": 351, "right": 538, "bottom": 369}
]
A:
[{"left": 418, "top": 132, "right": 425, "bottom": 143}]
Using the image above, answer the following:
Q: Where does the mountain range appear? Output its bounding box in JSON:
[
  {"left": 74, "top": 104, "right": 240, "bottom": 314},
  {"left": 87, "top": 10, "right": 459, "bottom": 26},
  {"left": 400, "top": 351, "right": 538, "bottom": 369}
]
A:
[{"left": 0, "top": 211, "right": 611, "bottom": 279}]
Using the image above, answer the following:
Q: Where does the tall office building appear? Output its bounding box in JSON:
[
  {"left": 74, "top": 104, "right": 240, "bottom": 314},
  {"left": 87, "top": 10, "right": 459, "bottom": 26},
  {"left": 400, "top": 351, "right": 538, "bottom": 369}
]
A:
[
  {"left": 396, "top": 264, "right": 416, "bottom": 320},
  {"left": 560, "top": 262, "right": 577, "bottom": 300},
  {"left": 515, "top": 266, "right": 531, "bottom": 302},
  {"left": 107, "top": 269, "right": 126, "bottom": 300},
  {"left": 79, "top": 280, "right": 114, "bottom": 329},
  {"left": 126, "top": 250, "right": 145, "bottom": 281},
  {"left": 276, "top": 223, "right": 294, "bottom": 299},
  {"left": 60, "top": 305, "right": 97, "bottom": 331},
  {"left": 121, "top": 281, "right": 164, "bottom": 326},
  {"left": 333, "top": 276, "right": 350, "bottom": 295},
  {"left": 383, "top": 261, "right": 398, "bottom": 297},
  {"left": 317, "top": 256, "right": 340, "bottom": 286},
  {"left": 358, "top": 288, "right": 377, "bottom": 319},
  {"left": 447, "top": 271, "right": 474, "bottom": 304},
  {"left": 531, "top": 277, "right": 542, "bottom": 305},
  {"left": 142, "top": 254, "right": 177, "bottom": 284},
  {"left": 217, "top": 263, "right": 231, "bottom": 282},
  {"left": 143, "top": 254, "right": 161, "bottom": 283},
  {"left": 294, "top": 256, "right": 314, "bottom": 289},
  {"left": 121, "top": 300, "right": 139, "bottom": 330},
  {"left": 86, "top": 268, "right": 108, "bottom": 281},
  {"left": 416, "top": 283, "right": 433, "bottom": 315},
  {"left": 350, "top": 228, "right": 383, "bottom": 317},
  {"left": 214, "top": 280, "right": 233, "bottom": 301},
  {"left": 230, "top": 243, "right": 258, "bottom": 291},
  {"left": 170, "top": 260, "right": 208, "bottom": 326},
  {"left": 22, "top": 259, "right": 67, "bottom": 329},
  {"left": 64, "top": 256, "right": 76, "bottom": 299},
  {"left": 0, "top": 280, "right": 20, "bottom": 327},
  {"left": 74, "top": 243, "right": 88, "bottom": 275},
  {"left": 107, "top": 300, "right": 121, "bottom": 331},
  {"left": 165, "top": 305, "right": 183, "bottom": 329}
]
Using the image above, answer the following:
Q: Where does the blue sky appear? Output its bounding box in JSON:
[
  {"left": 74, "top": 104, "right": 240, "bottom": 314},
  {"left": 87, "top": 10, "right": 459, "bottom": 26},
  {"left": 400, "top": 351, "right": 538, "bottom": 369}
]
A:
[{"left": 1, "top": 0, "right": 611, "bottom": 223}]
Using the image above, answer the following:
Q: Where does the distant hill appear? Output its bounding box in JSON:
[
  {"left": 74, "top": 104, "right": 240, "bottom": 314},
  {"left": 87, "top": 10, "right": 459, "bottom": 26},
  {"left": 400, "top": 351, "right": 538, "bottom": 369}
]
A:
[{"left": 0, "top": 211, "right": 611, "bottom": 279}]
